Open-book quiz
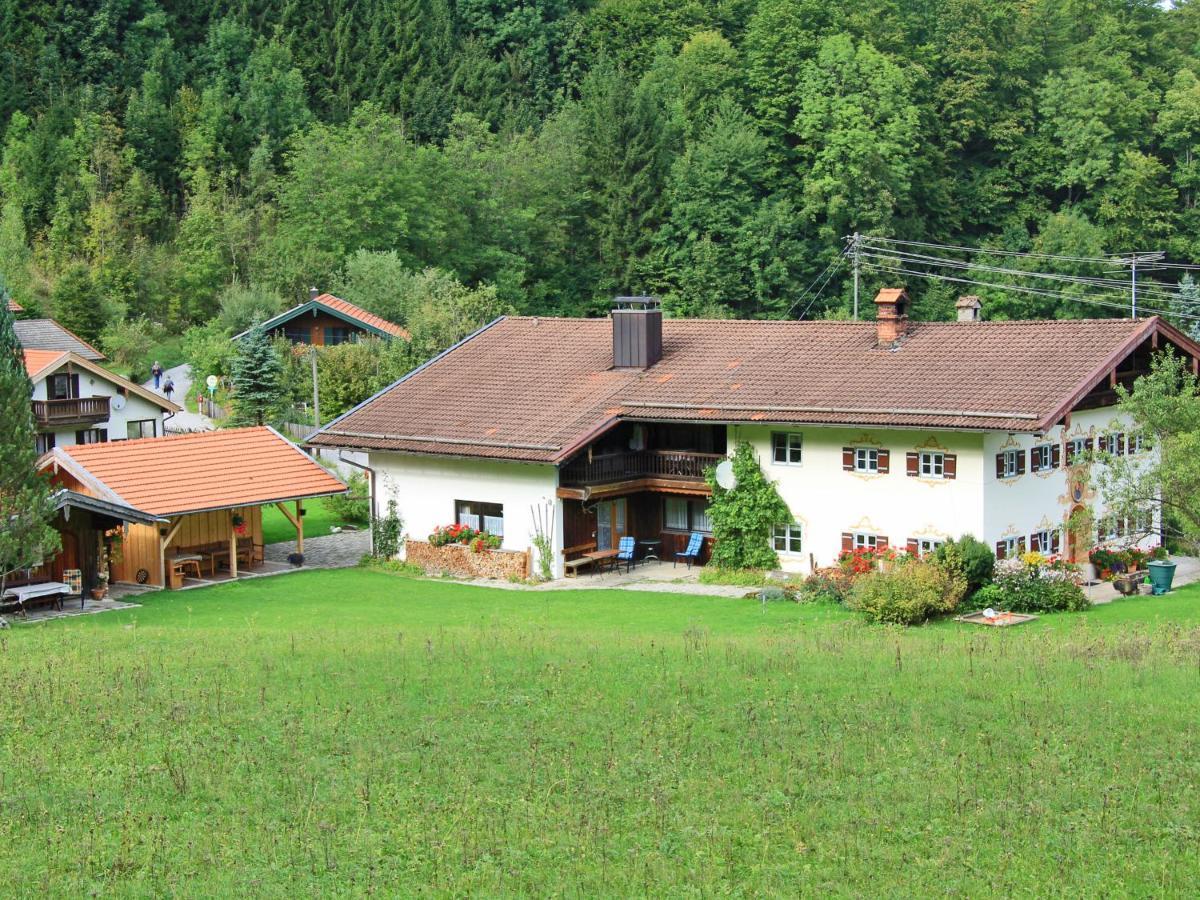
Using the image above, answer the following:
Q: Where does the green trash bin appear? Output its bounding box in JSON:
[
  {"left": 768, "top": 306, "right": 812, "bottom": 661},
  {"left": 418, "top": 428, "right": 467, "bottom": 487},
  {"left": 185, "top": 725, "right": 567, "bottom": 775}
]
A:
[{"left": 1148, "top": 560, "right": 1177, "bottom": 595}]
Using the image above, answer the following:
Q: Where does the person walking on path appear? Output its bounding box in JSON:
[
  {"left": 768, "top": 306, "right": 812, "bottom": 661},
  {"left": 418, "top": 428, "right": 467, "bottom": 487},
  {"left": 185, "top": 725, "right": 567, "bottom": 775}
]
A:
[
  {"left": 151, "top": 360, "right": 163, "bottom": 390},
  {"left": 163, "top": 375, "right": 175, "bottom": 403}
]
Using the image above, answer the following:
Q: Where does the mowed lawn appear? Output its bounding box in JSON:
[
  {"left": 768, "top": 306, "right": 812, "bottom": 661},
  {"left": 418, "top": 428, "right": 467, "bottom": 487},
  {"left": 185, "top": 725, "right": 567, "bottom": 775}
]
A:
[
  {"left": 3, "top": 572, "right": 1200, "bottom": 894},
  {"left": 260, "top": 497, "right": 343, "bottom": 545}
]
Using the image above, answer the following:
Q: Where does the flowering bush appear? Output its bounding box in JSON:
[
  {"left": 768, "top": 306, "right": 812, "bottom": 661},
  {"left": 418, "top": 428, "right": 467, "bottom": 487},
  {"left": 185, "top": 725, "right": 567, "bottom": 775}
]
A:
[
  {"left": 846, "top": 558, "right": 966, "bottom": 625},
  {"left": 799, "top": 567, "right": 855, "bottom": 604},
  {"left": 429, "top": 523, "right": 501, "bottom": 552},
  {"left": 837, "top": 545, "right": 909, "bottom": 576},
  {"left": 983, "top": 554, "right": 1088, "bottom": 613}
]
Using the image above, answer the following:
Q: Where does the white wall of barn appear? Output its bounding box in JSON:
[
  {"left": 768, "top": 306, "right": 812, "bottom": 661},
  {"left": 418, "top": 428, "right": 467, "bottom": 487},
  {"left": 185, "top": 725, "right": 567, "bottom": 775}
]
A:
[
  {"left": 734, "top": 424, "right": 987, "bottom": 573},
  {"left": 370, "top": 451, "right": 562, "bottom": 575}
]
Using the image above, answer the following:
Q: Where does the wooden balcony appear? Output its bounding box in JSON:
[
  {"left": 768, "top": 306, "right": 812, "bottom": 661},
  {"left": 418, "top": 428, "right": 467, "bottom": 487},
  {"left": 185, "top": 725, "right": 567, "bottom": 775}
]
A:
[
  {"left": 559, "top": 450, "right": 723, "bottom": 498},
  {"left": 31, "top": 396, "right": 110, "bottom": 427}
]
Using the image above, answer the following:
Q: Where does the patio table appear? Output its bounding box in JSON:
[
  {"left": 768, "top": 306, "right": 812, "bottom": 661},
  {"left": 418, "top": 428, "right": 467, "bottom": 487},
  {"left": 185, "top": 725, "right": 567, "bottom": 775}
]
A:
[
  {"left": 1, "top": 581, "right": 71, "bottom": 614},
  {"left": 637, "top": 539, "right": 662, "bottom": 561},
  {"left": 583, "top": 549, "right": 620, "bottom": 574}
]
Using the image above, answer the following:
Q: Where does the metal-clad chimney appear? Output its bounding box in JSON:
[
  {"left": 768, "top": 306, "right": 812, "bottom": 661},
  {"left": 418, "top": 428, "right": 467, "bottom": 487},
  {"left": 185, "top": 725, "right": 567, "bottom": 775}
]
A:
[
  {"left": 612, "top": 296, "right": 662, "bottom": 368},
  {"left": 310, "top": 286, "right": 320, "bottom": 301}
]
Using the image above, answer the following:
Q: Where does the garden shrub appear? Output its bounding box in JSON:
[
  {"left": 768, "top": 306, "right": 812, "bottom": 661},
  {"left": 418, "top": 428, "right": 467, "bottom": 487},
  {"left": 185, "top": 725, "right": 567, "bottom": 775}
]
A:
[
  {"left": 987, "top": 555, "right": 1089, "bottom": 613},
  {"left": 372, "top": 500, "right": 403, "bottom": 559},
  {"left": 799, "top": 567, "right": 854, "bottom": 604},
  {"left": 325, "top": 471, "right": 370, "bottom": 523},
  {"left": 932, "top": 535, "right": 994, "bottom": 595},
  {"left": 846, "top": 559, "right": 966, "bottom": 625}
]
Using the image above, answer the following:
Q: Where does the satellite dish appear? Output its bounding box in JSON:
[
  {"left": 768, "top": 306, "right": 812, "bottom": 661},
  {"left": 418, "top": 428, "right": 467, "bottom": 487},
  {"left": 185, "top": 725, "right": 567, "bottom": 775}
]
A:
[
  {"left": 714, "top": 459, "right": 737, "bottom": 490},
  {"left": 111, "top": 394, "right": 126, "bottom": 411}
]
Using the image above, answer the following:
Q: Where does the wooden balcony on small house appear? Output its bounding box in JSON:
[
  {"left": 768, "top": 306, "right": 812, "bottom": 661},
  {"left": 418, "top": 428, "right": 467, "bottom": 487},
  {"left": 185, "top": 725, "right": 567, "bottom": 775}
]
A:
[{"left": 31, "top": 396, "right": 110, "bottom": 427}]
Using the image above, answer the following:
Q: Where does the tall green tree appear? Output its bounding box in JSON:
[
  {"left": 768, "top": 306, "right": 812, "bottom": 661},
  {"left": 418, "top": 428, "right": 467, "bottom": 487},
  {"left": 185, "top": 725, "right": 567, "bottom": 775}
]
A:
[
  {"left": 0, "top": 300, "right": 59, "bottom": 598},
  {"left": 229, "top": 325, "right": 284, "bottom": 426},
  {"left": 51, "top": 263, "right": 105, "bottom": 343}
]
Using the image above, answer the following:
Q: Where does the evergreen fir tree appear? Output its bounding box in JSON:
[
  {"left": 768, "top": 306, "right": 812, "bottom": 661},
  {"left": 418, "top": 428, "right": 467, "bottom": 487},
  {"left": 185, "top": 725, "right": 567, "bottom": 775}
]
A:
[
  {"left": 230, "top": 325, "right": 284, "bottom": 426},
  {"left": 1171, "top": 274, "right": 1200, "bottom": 342},
  {"left": 0, "top": 299, "right": 59, "bottom": 596},
  {"left": 51, "top": 264, "right": 105, "bottom": 344}
]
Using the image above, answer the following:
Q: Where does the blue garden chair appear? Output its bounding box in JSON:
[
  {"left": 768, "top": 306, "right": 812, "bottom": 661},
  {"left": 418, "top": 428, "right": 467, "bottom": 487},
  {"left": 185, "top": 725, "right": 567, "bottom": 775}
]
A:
[
  {"left": 674, "top": 532, "right": 704, "bottom": 569},
  {"left": 616, "top": 536, "right": 637, "bottom": 573}
]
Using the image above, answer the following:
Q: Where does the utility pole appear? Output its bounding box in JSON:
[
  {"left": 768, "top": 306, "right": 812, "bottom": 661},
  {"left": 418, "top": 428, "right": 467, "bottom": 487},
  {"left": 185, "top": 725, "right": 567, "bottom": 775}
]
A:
[
  {"left": 1112, "top": 251, "right": 1164, "bottom": 319},
  {"left": 850, "top": 232, "right": 861, "bottom": 320}
]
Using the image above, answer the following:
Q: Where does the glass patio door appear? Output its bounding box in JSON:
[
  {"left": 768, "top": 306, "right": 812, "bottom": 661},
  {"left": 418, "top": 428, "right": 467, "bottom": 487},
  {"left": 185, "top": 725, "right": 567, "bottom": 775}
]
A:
[{"left": 595, "top": 498, "right": 627, "bottom": 550}]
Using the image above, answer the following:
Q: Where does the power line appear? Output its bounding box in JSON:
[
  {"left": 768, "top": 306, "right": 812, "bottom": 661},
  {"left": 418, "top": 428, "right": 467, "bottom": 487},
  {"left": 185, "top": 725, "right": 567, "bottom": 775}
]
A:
[
  {"left": 857, "top": 247, "right": 1192, "bottom": 304},
  {"left": 862, "top": 235, "right": 1117, "bottom": 266},
  {"left": 786, "top": 252, "right": 845, "bottom": 319},
  {"left": 861, "top": 261, "right": 1200, "bottom": 322}
]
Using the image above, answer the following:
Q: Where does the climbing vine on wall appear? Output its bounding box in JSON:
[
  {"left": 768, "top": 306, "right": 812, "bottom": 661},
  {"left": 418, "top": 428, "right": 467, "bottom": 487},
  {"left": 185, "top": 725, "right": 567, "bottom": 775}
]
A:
[{"left": 706, "top": 442, "right": 791, "bottom": 570}]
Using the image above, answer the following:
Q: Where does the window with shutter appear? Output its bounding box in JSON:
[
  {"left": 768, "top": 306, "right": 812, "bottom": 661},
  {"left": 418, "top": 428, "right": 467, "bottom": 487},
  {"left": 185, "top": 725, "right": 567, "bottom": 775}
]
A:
[
  {"left": 841, "top": 532, "right": 853, "bottom": 551},
  {"left": 995, "top": 453, "right": 1005, "bottom": 479},
  {"left": 877, "top": 450, "right": 890, "bottom": 474},
  {"left": 906, "top": 538, "right": 919, "bottom": 554},
  {"left": 906, "top": 452, "right": 919, "bottom": 477},
  {"left": 918, "top": 451, "right": 944, "bottom": 478},
  {"left": 995, "top": 540, "right": 1006, "bottom": 559},
  {"left": 1030, "top": 532, "right": 1041, "bottom": 552},
  {"left": 943, "top": 454, "right": 957, "bottom": 479},
  {"left": 842, "top": 448, "right": 854, "bottom": 471},
  {"left": 998, "top": 449, "right": 1021, "bottom": 478},
  {"left": 1016, "top": 453, "right": 1025, "bottom": 476},
  {"left": 1051, "top": 444, "right": 1061, "bottom": 468},
  {"left": 1114, "top": 433, "right": 1126, "bottom": 455}
]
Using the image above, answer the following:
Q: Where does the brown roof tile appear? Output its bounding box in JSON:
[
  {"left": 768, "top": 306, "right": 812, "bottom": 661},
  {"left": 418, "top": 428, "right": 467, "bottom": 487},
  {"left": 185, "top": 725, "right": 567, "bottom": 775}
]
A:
[
  {"left": 316, "top": 294, "right": 410, "bottom": 339},
  {"left": 309, "top": 315, "right": 1182, "bottom": 462},
  {"left": 49, "top": 426, "right": 346, "bottom": 516}
]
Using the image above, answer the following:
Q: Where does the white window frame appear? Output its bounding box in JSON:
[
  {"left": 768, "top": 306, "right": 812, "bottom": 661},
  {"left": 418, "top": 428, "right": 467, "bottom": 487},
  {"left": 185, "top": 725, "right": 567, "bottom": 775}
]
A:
[
  {"left": 854, "top": 448, "right": 879, "bottom": 473},
  {"left": 772, "top": 432, "right": 803, "bottom": 465},
  {"left": 1002, "top": 449, "right": 1020, "bottom": 478},
  {"left": 1032, "top": 529, "right": 1055, "bottom": 554},
  {"left": 1000, "top": 536, "right": 1020, "bottom": 557},
  {"left": 916, "top": 538, "right": 943, "bottom": 556},
  {"left": 773, "top": 523, "right": 803, "bottom": 554},
  {"left": 1129, "top": 434, "right": 1145, "bottom": 454},
  {"left": 919, "top": 451, "right": 944, "bottom": 478},
  {"left": 853, "top": 532, "right": 878, "bottom": 550},
  {"left": 1032, "top": 444, "right": 1053, "bottom": 472},
  {"left": 1068, "top": 438, "right": 1088, "bottom": 461}
]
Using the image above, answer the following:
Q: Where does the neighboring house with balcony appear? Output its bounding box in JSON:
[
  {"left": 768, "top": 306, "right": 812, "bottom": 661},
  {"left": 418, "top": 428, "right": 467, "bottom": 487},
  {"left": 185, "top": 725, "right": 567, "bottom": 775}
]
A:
[
  {"left": 25, "top": 349, "right": 178, "bottom": 455},
  {"left": 234, "top": 289, "right": 410, "bottom": 347},
  {"left": 306, "top": 293, "right": 1195, "bottom": 578}
]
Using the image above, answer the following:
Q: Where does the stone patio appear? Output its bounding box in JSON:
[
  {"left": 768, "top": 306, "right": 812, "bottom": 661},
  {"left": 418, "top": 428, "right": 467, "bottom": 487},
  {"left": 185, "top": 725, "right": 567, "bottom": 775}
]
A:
[{"left": 1082, "top": 554, "right": 1200, "bottom": 604}]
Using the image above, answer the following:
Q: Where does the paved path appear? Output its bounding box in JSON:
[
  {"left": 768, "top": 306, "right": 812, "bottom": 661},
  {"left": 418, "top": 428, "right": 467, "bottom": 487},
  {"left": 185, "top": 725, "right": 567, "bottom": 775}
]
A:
[
  {"left": 264, "top": 530, "right": 369, "bottom": 569},
  {"left": 144, "top": 363, "right": 214, "bottom": 433},
  {"left": 1085, "top": 554, "right": 1200, "bottom": 604}
]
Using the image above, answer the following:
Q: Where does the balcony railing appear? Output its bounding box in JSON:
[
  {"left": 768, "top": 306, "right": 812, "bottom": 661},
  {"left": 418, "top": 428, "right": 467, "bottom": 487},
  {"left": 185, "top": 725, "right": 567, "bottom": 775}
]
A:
[
  {"left": 560, "top": 450, "right": 725, "bottom": 486},
  {"left": 31, "top": 396, "right": 110, "bottom": 426}
]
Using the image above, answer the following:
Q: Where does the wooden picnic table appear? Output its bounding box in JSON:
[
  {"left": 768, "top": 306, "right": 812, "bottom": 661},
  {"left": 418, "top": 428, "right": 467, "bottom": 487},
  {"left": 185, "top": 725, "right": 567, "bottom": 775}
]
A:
[
  {"left": 583, "top": 549, "right": 620, "bottom": 574},
  {"left": 1, "top": 581, "right": 73, "bottom": 614}
]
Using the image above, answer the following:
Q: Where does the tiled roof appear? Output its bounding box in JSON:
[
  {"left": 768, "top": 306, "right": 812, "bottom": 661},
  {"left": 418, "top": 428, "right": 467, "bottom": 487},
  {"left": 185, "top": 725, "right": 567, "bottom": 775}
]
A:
[
  {"left": 315, "top": 294, "right": 410, "bottom": 339},
  {"left": 15, "top": 318, "right": 106, "bottom": 360},
  {"left": 49, "top": 426, "right": 346, "bottom": 516},
  {"left": 6, "top": 297, "right": 22, "bottom": 312},
  {"left": 23, "top": 349, "right": 68, "bottom": 379},
  {"left": 234, "top": 293, "right": 410, "bottom": 341},
  {"left": 308, "top": 315, "right": 1184, "bottom": 462}
]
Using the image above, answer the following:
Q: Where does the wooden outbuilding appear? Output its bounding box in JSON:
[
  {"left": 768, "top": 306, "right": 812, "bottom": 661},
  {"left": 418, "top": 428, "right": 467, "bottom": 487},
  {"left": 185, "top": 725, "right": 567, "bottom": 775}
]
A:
[{"left": 39, "top": 426, "right": 347, "bottom": 588}]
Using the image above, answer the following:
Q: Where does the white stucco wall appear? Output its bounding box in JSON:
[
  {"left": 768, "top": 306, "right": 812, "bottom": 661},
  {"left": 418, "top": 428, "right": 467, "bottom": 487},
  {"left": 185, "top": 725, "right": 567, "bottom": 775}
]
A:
[
  {"left": 370, "top": 452, "right": 562, "bottom": 575},
  {"left": 734, "top": 424, "right": 986, "bottom": 573},
  {"left": 32, "top": 366, "right": 168, "bottom": 447},
  {"left": 981, "top": 406, "right": 1157, "bottom": 555}
]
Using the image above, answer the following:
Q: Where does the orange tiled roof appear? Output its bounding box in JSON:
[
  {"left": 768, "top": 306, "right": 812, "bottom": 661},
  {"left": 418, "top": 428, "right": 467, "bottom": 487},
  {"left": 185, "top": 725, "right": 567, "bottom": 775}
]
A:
[
  {"left": 308, "top": 314, "right": 1200, "bottom": 462},
  {"left": 6, "top": 297, "right": 22, "bottom": 313},
  {"left": 51, "top": 426, "right": 346, "bottom": 516},
  {"left": 23, "top": 349, "right": 68, "bottom": 379},
  {"left": 315, "top": 293, "right": 410, "bottom": 339}
]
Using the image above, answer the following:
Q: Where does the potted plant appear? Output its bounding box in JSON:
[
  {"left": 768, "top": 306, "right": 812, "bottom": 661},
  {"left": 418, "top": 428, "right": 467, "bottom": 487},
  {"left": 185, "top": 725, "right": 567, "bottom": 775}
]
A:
[
  {"left": 91, "top": 574, "right": 109, "bottom": 602},
  {"left": 232, "top": 513, "right": 248, "bottom": 536}
]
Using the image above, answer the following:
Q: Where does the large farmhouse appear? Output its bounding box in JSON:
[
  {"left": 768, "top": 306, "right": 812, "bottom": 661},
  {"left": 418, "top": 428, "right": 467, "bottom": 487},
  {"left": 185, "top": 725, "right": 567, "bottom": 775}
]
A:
[{"left": 307, "top": 291, "right": 1196, "bottom": 578}]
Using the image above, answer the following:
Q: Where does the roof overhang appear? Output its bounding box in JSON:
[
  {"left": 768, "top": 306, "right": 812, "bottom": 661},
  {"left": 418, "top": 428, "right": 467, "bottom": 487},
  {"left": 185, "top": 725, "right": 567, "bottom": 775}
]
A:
[
  {"left": 233, "top": 300, "right": 400, "bottom": 342},
  {"left": 52, "top": 489, "right": 161, "bottom": 526}
]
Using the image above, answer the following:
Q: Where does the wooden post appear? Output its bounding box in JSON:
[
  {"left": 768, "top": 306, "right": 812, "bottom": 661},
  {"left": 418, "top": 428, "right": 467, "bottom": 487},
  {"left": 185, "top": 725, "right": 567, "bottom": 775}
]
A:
[
  {"left": 159, "top": 517, "right": 184, "bottom": 587},
  {"left": 296, "top": 500, "right": 304, "bottom": 553},
  {"left": 228, "top": 510, "right": 238, "bottom": 578}
]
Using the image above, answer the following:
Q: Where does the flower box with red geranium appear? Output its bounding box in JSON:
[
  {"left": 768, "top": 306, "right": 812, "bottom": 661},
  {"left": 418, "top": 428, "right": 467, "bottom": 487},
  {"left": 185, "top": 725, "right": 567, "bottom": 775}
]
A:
[{"left": 428, "top": 523, "right": 501, "bottom": 552}]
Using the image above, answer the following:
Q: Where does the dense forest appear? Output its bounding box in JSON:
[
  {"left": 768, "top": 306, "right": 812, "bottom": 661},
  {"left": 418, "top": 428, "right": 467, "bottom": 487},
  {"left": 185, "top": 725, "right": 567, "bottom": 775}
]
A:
[{"left": 3, "top": 0, "right": 1200, "bottom": 367}]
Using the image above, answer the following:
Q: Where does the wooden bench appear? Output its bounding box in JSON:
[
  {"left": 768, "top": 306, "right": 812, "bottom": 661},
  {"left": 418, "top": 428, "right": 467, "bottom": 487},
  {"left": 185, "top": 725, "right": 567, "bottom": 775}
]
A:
[{"left": 562, "top": 541, "right": 598, "bottom": 578}]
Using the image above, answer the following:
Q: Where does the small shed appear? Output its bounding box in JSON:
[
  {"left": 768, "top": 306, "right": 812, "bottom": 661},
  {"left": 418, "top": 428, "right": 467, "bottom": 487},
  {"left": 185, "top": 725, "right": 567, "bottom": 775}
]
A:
[{"left": 40, "top": 426, "right": 347, "bottom": 588}]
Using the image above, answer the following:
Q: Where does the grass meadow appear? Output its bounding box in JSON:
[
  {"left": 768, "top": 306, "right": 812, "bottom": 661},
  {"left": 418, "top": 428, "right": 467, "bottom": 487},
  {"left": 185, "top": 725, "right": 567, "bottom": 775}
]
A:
[{"left": 3, "top": 570, "right": 1200, "bottom": 895}]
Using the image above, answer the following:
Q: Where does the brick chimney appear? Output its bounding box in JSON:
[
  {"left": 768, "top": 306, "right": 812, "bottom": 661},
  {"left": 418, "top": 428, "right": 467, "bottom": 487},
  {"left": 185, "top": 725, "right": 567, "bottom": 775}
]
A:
[
  {"left": 874, "top": 288, "right": 910, "bottom": 347},
  {"left": 956, "top": 295, "right": 982, "bottom": 322}
]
